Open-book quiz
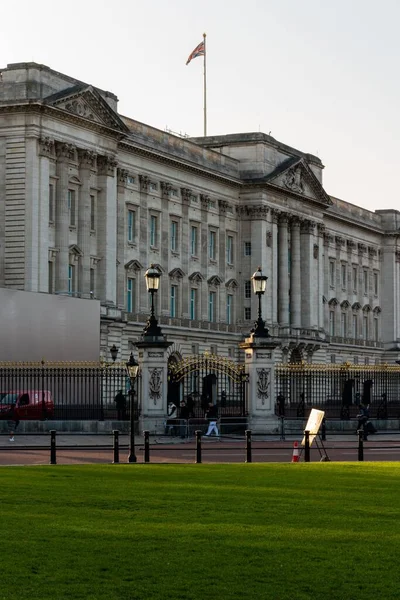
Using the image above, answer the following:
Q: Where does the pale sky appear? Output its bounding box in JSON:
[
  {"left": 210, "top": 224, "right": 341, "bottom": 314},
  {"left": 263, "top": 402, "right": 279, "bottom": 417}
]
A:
[{"left": 1, "top": 0, "right": 399, "bottom": 212}]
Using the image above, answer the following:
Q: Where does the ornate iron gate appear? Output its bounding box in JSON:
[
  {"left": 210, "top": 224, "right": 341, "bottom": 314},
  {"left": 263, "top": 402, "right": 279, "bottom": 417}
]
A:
[{"left": 168, "top": 353, "right": 248, "bottom": 418}]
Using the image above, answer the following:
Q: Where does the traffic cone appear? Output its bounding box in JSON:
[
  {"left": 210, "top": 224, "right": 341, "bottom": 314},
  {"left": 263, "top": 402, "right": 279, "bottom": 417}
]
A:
[{"left": 291, "top": 441, "right": 300, "bottom": 463}]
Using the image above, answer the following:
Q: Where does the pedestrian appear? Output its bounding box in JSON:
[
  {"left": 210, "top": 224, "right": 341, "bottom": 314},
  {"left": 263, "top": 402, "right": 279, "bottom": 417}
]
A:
[
  {"left": 114, "top": 390, "right": 127, "bottom": 420},
  {"left": 356, "top": 403, "right": 369, "bottom": 440},
  {"left": 186, "top": 394, "right": 195, "bottom": 418},
  {"left": 7, "top": 403, "right": 19, "bottom": 442},
  {"left": 179, "top": 400, "right": 190, "bottom": 439},
  {"left": 204, "top": 402, "right": 219, "bottom": 437},
  {"left": 277, "top": 393, "right": 285, "bottom": 417},
  {"left": 165, "top": 401, "right": 178, "bottom": 435}
]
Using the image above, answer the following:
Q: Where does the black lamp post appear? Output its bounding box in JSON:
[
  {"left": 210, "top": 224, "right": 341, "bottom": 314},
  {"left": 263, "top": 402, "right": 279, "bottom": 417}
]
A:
[
  {"left": 251, "top": 266, "right": 270, "bottom": 337},
  {"left": 143, "top": 264, "right": 163, "bottom": 337},
  {"left": 109, "top": 344, "right": 119, "bottom": 362},
  {"left": 125, "top": 352, "right": 140, "bottom": 463}
]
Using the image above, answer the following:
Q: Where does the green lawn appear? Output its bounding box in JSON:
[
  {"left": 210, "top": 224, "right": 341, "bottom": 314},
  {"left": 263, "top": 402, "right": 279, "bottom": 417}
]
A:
[{"left": 1, "top": 463, "right": 399, "bottom": 600}]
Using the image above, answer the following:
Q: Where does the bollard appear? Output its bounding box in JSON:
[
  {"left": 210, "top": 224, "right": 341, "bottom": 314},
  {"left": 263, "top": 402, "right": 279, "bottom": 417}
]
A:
[
  {"left": 280, "top": 416, "right": 285, "bottom": 441},
  {"left": 358, "top": 430, "right": 364, "bottom": 461},
  {"left": 112, "top": 430, "right": 119, "bottom": 464},
  {"left": 304, "top": 430, "right": 310, "bottom": 463},
  {"left": 50, "top": 430, "right": 57, "bottom": 465},
  {"left": 144, "top": 430, "right": 150, "bottom": 463},
  {"left": 195, "top": 430, "right": 202, "bottom": 464},
  {"left": 245, "top": 429, "right": 252, "bottom": 463},
  {"left": 321, "top": 418, "right": 326, "bottom": 442}
]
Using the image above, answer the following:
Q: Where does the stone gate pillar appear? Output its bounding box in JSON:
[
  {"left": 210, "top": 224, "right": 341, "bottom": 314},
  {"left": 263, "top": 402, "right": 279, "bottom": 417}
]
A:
[
  {"left": 136, "top": 337, "right": 172, "bottom": 434},
  {"left": 240, "top": 334, "right": 280, "bottom": 433}
]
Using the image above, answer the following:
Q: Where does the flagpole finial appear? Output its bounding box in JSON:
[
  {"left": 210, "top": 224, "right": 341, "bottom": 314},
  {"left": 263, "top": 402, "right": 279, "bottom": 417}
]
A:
[{"left": 203, "top": 32, "right": 206, "bottom": 38}]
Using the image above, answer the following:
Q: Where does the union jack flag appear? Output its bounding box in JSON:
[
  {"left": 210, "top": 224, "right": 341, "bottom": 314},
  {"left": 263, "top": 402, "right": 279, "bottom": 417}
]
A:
[{"left": 186, "top": 40, "right": 205, "bottom": 65}]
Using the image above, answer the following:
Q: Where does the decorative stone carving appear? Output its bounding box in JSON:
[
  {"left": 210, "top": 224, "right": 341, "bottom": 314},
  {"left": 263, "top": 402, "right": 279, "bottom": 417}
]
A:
[
  {"left": 358, "top": 243, "right": 367, "bottom": 254},
  {"left": 256, "top": 368, "right": 270, "bottom": 405},
  {"left": 161, "top": 181, "right": 173, "bottom": 197},
  {"left": 317, "top": 223, "right": 326, "bottom": 237},
  {"left": 55, "top": 142, "right": 75, "bottom": 161},
  {"left": 278, "top": 212, "right": 290, "bottom": 225},
  {"left": 347, "top": 240, "right": 356, "bottom": 250},
  {"left": 117, "top": 168, "right": 129, "bottom": 185},
  {"left": 335, "top": 236, "right": 346, "bottom": 248},
  {"left": 97, "top": 155, "right": 117, "bottom": 177},
  {"left": 283, "top": 166, "right": 304, "bottom": 194},
  {"left": 78, "top": 149, "right": 97, "bottom": 169},
  {"left": 149, "top": 368, "right": 162, "bottom": 405},
  {"left": 313, "top": 244, "right": 319, "bottom": 258},
  {"left": 200, "top": 193, "right": 210, "bottom": 209},
  {"left": 181, "top": 187, "right": 192, "bottom": 203},
  {"left": 38, "top": 137, "right": 55, "bottom": 158},
  {"left": 323, "top": 232, "right": 334, "bottom": 246},
  {"left": 266, "top": 231, "right": 272, "bottom": 247},
  {"left": 368, "top": 246, "right": 377, "bottom": 257},
  {"left": 218, "top": 199, "right": 228, "bottom": 215},
  {"left": 139, "top": 175, "right": 150, "bottom": 192},
  {"left": 65, "top": 99, "right": 95, "bottom": 120},
  {"left": 270, "top": 208, "right": 280, "bottom": 224},
  {"left": 300, "top": 219, "right": 315, "bottom": 234}
]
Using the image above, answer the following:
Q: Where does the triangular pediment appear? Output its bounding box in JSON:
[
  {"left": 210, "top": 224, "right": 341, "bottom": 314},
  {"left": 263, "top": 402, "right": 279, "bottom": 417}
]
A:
[
  {"left": 44, "top": 85, "right": 129, "bottom": 133},
  {"left": 247, "top": 157, "right": 332, "bottom": 207}
]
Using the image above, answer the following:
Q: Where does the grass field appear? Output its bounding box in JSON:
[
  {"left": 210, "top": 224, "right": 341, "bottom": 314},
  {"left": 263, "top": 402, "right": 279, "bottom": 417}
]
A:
[{"left": 0, "top": 463, "right": 399, "bottom": 600}]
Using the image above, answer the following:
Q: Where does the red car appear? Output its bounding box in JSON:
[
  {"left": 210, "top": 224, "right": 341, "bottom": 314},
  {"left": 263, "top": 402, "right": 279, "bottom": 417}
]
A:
[{"left": 0, "top": 390, "right": 54, "bottom": 420}]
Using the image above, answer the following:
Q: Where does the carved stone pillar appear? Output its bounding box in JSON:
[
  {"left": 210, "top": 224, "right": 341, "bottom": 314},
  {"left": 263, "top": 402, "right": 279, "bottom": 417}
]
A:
[
  {"left": 290, "top": 217, "right": 301, "bottom": 328},
  {"left": 78, "top": 150, "right": 96, "bottom": 298},
  {"left": 158, "top": 181, "right": 171, "bottom": 316},
  {"left": 180, "top": 187, "right": 192, "bottom": 318},
  {"left": 317, "top": 224, "right": 325, "bottom": 331},
  {"left": 138, "top": 175, "right": 150, "bottom": 312},
  {"left": 55, "top": 142, "right": 75, "bottom": 294},
  {"left": 300, "top": 219, "right": 316, "bottom": 329},
  {"left": 278, "top": 213, "right": 290, "bottom": 326},
  {"left": 97, "top": 155, "right": 118, "bottom": 305},
  {"left": 38, "top": 137, "right": 55, "bottom": 292},
  {"left": 200, "top": 194, "right": 210, "bottom": 320},
  {"left": 271, "top": 209, "right": 279, "bottom": 324},
  {"left": 117, "top": 168, "right": 128, "bottom": 309},
  {"left": 218, "top": 199, "right": 228, "bottom": 322}
]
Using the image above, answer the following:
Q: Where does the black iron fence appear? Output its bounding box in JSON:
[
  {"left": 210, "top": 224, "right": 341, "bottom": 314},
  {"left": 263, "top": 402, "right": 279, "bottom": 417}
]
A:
[
  {"left": 0, "top": 363, "right": 140, "bottom": 421},
  {"left": 275, "top": 363, "right": 400, "bottom": 419}
]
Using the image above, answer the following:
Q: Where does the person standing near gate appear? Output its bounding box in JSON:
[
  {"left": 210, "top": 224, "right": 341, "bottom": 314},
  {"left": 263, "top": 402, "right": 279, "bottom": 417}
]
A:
[
  {"left": 114, "top": 390, "right": 127, "bottom": 420},
  {"left": 204, "top": 402, "right": 219, "bottom": 437},
  {"left": 179, "top": 400, "right": 190, "bottom": 439},
  {"left": 7, "top": 403, "right": 19, "bottom": 442}
]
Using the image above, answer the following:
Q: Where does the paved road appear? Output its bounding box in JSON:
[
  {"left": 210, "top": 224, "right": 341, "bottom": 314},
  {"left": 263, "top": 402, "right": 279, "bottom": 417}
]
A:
[{"left": 1, "top": 433, "right": 400, "bottom": 465}]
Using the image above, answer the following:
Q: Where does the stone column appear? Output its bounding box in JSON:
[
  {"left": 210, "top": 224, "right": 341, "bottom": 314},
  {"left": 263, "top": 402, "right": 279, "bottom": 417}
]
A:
[
  {"left": 317, "top": 224, "right": 325, "bottom": 332},
  {"left": 38, "top": 137, "right": 55, "bottom": 293},
  {"left": 55, "top": 142, "right": 75, "bottom": 294},
  {"left": 180, "top": 187, "right": 192, "bottom": 318},
  {"left": 97, "top": 155, "right": 118, "bottom": 305},
  {"left": 290, "top": 217, "right": 301, "bottom": 328},
  {"left": 117, "top": 169, "right": 128, "bottom": 309},
  {"left": 271, "top": 209, "right": 279, "bottom": 324},
  {"left": 300, "top": 219, "right": 315, "bottom": 329},
  {"left": 138, "top": 175, "right": 150, "bottom": 312},
  {"left": 160, "top": 182, "right": 172, "bottom": 316},
  {"left": 240, "top": 334, "right": 279, "bottom": 432},
  {"left": 218, "top": 200, "right": 228, "bottom": 322},
  {"left": 200, "top": 194, "right": 210, "bottom": 320},
  {"left": 278, "top": 213, "right": 290, "bottom": 325},
  {"left": 78, "top": 150, "right": 96, "bottom": 298}
]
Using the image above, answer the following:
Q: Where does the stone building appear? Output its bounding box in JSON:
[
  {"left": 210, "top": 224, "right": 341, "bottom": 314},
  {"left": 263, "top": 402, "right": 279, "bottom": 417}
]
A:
[{"left": 0, "top": 62, "right": 399, "bottom": 366}]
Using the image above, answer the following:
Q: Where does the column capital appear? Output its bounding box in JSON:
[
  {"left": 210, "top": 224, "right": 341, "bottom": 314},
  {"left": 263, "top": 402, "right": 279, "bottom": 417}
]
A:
[
  {"left": 97, "top": 155, "right": 117, "bottom": 177},
  {"left": 78, "top": 149, "right": 97, "bottom": 169},
  {"left": 200, "top": 193, "right": 210, "bottom": 209},
  {"left": 290, "top": 215, "right": 301, "bottom": 229},
  {"left": 317, "top": 223, "right": 326, "bottom": 237},
  {"left": 55, "top": 141, "right": 75, "bottom": 161},
  {"left": 161, "top": 181, "right": 173, "bottom": 197},
  {"left": 181, "top": 187, "right": 192, "bottom": 203},
  {"left": 139, "top": 174, "right": 150, "bottom": 192},
  {"left": 38, "top": 137, "right": 55, "bottom": 159},
  {"left": 270, "top": 207, "right": 280, "bottom": 224},
  {"left": 218, "top": 199, "right": 229, "bottom": 215},
  {"left": 117, "top": 168, "right": 129, "bottom": 186},
  {"left": 300, "top": 219, "right": 316, "bottom": 234},
  {"left": 278, "top": 211, "right": 290, "bottom": 225}
]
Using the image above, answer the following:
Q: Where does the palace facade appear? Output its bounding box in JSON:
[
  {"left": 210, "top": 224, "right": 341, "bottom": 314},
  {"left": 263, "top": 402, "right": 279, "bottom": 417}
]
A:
[{"left": 1, "top": 62, "right": 399, "bottom": 366}]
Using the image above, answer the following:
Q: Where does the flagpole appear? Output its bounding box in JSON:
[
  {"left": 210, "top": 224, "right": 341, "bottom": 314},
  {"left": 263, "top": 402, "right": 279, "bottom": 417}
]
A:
[{"left": 203, "top": 32, "right": 207, "bottom": 136}]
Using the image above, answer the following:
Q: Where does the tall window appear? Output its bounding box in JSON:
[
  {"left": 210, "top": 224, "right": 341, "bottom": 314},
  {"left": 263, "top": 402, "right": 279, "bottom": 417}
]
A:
[
  {"left": 329, "top": 311, "right": 335, "bottom": 336},
  {"left": 244, "top": 280, "right": 251, "bottom": 299},
  {"left": 90, "top": 268, "right": 95, "bottom": 297},
  {"left": 352, "top": 266, "right": 358, "bottom": 291},
  {"left": 373, "top": 272, "right": 379, "bottom": 295},
  {"left": 352, "top": 314, "right": 358, "bottom": 338},
  {"left": 190, "top": 288, "right": 197, "bottom": 320},
  {"left": 226, "top": 235, "right": 233, "bottom": 264},
  {"left": 363, "top": 315, "right": 368, "bottom": 339},
  {"left": 209, "top": 230, "right": 216, "bottom": 260},
  {"left": 363, "top": 270, "right": 368, "bottom": 295},
  {"left": 127, "top": 210, "right": 135, "bottom": 243},
  {"left": 48, "top": 261, "right": 54, "bottom": 294},
  {"left": 374, "top": 318, "right": 379, "bottom": 341},
  {"left": 329, "top": 261, "right": 335, "bottom": 287},
  {"left": 49, "top": 183, "right": 55, "bottom": 222},
  {"left": 150, "top": 215, "right": 158, "bottom": 247},
  {"left": 171, "top": 221, "right": 178, "bottom": 252},
  {"left": 244, "top": 242, "right": 252, "bottom": 256},
  {"left": 90, "top": 195, "right": 96, "bottom": 231},
  {"left": 68, "top": 190, "right": 76, "bottom": 227},
  {"left": 170, "top": 286, "right": 177, "bottom": 317},
  {"left": 341, "top": 264, "right": 347, "bottom": 289},
  {"left": 226, "top": 294, "right": 233, "bottom": 324},
  {"left": 190, "top": 226, "right": 198, "bottom": 256},
  {"left": 341, "top": 313, "right": 347, "bottom": 337},
  {"left": 127, "top": 278, "right": 135, "bottom": 312},
  {"left": 208, "top": 291, "right": 216, "bottom": 322},
  {"left": 68, "top": 264, "right": 75, "bottom": 295}
]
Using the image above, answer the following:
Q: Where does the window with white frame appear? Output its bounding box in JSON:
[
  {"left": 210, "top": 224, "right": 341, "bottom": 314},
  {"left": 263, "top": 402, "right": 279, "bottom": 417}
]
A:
[
  {"left": 329, "top": 261, "right": 335, "bottom": 287},
  {"left": 244, "top": 241, "right": 252, "bottom": 256},
  {"left": 352, "top": 266, "right": 358, "bottom": 291},
  {"left": 373, "top": 272, "right": 379, "bottom": 296},
  {"left": 171, "top": 220, "right": 178, "bottom": 252},
  {"left": 126, "top": 278, "right": 135, "bottom": 312},
  {"left": 226, "top": 294, "right": 233, "bottom": 324},
  {"left": 209, "top": 230, "right": 217, "bottom": 260},
  {"left": 150, "top": 215, "right": 158, "bottom": 247},
  {"left": 208, "top": 291, "right": 216, "bottom": 322},
  {"left": 226, "top": 235, "right": 234, "bottom": 265},
  {"left": 90, "top": 195, "right": 96, "bottom": 231},
  {"left": 244, "top": 280, "right": 251, "bottom": 299},
  {"left": 68, "top": 190, "right": 76, "bottom": 227},
  {"left": 341, "top": 264, "right": 347, "bottom": 289},
  {"left": 127, "top": 209, "right": 136, "bottom": 243},
  {"left": 68, "top": 264, "right": 75, "bottom": 295},
  {"left": 190, "top": 288, "right": 197, "bottom": 320},
  {"left": 352, "top": 314, "right": 358, "bottom": 338},
  {"left": 49, "top": 183, "right": 55, "bottom": 223},
  {"left": 190, "top": 225, "right": 198, "bottom": 256},
  {"left": 170, "top": 285, "right": 177, "bottom": 317},
  {"left": 244, "top": 307, "right": 251, "bottom": 320},
  {"left": 363, "top": 270, "right": 368, "bottom": 295},
  {"left": 329, "top": 311, "right": 335, "bottom": 336}
]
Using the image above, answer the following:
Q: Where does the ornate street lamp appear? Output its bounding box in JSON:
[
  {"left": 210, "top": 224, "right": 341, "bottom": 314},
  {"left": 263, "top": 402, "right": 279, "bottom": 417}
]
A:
[
  {"left": 109, "top": 344, "right": 119, "bottom": 362},
  {"left": 143, "top": 264, "right": 163, "bottom": 337},
  {"left": 251, "top": 266, "right": 270, "bottom": 337},
  {"left": 125, "top": 352, "right": 140, "bottom": 463}
]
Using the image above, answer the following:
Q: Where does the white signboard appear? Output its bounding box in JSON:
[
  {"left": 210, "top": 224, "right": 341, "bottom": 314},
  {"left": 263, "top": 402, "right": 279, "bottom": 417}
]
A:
[{"left": 301, "top": 408, "right": 325, "bottom": 446}]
